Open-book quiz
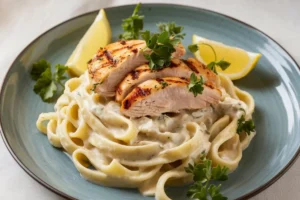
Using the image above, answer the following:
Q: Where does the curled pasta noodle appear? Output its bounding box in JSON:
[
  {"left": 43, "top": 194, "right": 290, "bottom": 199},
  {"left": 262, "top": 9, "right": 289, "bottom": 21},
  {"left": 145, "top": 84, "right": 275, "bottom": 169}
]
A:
[
  {"left": 208, "top": 117, "right": 242, "bottom": 171},
  {"left": 36, "top": 72, "right": 255, "bottom": 199}
]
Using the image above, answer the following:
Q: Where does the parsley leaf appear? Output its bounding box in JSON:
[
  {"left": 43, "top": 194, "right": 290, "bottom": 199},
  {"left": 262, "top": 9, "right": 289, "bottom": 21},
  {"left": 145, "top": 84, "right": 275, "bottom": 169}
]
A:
[
  {"left": 188, "top": 72, "right": 204, "bottom": 97},
  {"left": 141, "top": 30, "right": 176, "bottom": 70},
  {"left": 40, "top": 81, "right": 57, "bottom": 101},
  {"left": 31, "top": 59, "right": 51, "bottom": 80},
  {"left": 157, "top": 22, "right": 185, "bottom": 43},
  {"left": 188, "top": 44, "right": 198, "bottom": 53},
  {"left": 188, "top": 43, "right": 231, "bottom": 74},
  {"left": 208, "top": 185, "right": 227, "bottom": 200},
  {"left": 54, "top": 64, "right": 68, "bottom": 87},
  {"left": 119, "top": 3, "right": 144, "bottom": 40},
  {"left": 30, "top": 60, "right": 68, "bottom": 102},
  {"left": 211, "top": 165, "right": 229, "bottom": 181},
  {"left": 185, "top": 156, "right": 229, "bottom": 200},
  {"left": 33, "top": 67, "right": 53, "bottom": 96},
  {"left": 91, "top": 82, "right": 102, "bottom": 92},
  {"left": 207, "top": 62, "right": 217, "bottom": 74},
  {"left": 160, "top": 81, "right": 169, "bottom": 89},
  {"left": 237, "top": 115, "right": 255, "bottom": 135},
  {"left": 215, "top": 59, "right": 230, "bottom": 71},
  {"left": 187, "top": 181, "right": 207, "bottom": 200},
  {"left": 141, "top": 22, "right": 185, "bottom": 71},
  {"left": 55, "top": 64, "right": 68, "bottom": 81}
]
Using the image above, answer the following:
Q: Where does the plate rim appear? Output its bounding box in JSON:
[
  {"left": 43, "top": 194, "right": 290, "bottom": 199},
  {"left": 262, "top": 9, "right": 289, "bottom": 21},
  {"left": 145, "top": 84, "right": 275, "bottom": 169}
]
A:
[{"left": 1, "top": 3, "right": 299, "bottom": 200}]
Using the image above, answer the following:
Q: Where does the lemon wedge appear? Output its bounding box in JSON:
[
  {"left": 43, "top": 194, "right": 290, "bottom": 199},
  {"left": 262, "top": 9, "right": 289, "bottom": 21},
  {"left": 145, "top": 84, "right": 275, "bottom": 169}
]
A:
[
  {"left": 192, "top": 34, "right": 261, "bottom": 80},
  {"left": 66, "top": 9, "right": 112, "bottom": 76}
]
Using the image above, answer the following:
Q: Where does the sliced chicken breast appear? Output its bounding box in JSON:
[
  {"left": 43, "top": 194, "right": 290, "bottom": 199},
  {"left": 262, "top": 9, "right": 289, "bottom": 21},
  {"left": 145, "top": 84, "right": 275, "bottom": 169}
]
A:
[
  {"left": 116, "top": 58, "right": 219, "bottom": 102},
  {"left": 182, "top": 58, "right": 220, "bottom": 87},
  {"left": 88, "top": 40, "right": 186, "bottom": 96},
  {"left": 116, "top": 58, "right": 192, "bottom": 102},
  {"left": 121, "top": 77, "right": 221, "bottom": 118}
]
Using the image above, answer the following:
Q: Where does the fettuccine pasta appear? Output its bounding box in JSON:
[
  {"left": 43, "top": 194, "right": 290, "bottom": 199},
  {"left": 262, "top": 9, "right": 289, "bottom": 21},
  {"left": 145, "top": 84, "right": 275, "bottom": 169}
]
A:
[{"left": 36, "top": 72, "right": 255, "bottom": 200}]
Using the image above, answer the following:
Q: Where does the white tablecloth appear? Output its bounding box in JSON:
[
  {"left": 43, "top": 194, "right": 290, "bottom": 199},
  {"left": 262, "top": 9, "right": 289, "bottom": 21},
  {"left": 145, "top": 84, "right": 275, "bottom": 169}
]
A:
[{"left": 1, "top": 0, "right": 300, "bottom": 199}]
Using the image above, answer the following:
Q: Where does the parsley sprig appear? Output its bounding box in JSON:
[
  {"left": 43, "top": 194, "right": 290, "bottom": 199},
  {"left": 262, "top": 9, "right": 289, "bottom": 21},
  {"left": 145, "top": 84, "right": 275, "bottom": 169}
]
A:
[
  {"left": 91, "top": 82, "right": 102, "bottom": 92},
  {"left": 141, "top": 23, "right": 185, "bottom": 70},
  {"left": 157, "top": 22, "right": 186, "bottom": 42},
  {"left": 141, "top": 30, "right": 178, "bottom": 70},
  {"left": 119, "top": 4, "right": 185, "bottom": 70},
  {"left": 188, "top": 44, "right": 231, "bottom": 74},
  {"left": 185, "top": 155, "right": 229, "bottom": 200},
  {"left": 188, "top": 72, "right": 204, "bottom": 97},
  {"left": 30, "top": 59, "right": 68, "bottom": 102},
  {"left": 119, "top": 3, "right": 144, "bottom": 40},
  {"left": 237, "top": 115, "right": 255, "bottom": 135},
  {"left": 160, "top": 81, "right": 169, "bottom": 89}
]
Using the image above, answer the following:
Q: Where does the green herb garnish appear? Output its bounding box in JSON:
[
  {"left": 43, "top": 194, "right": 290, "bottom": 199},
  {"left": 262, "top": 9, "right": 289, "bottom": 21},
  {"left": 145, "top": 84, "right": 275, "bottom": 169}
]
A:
[
  {"left": 161, "top": 81, "right": 169, "bottom": 88},
  {"left": 237, "top": 115, "right": 255, "bottom": 135},
  {"left": 188, "top": 72, "right": 204, "bottom": 97},
  {"left": 188, "top": 43, "right": 231, "bottom": 74},
  {"left": 185, "top": 155, "right": 229, "bottom": 200},
  {"left": 141, "top": 30, "right": 174, "bottom": 70},
  {"left": 30, "top": 59, "right": 68, "bottom": 102},
  {"left": 188, "top": 44, "right": 199, "bottom": 53},
  {"left": 157, "top": 22, "right": 185, "bottom": 42},
  {"left": 141, "top": 24, "right": 185, "bottom": 71},
  {"left": 119, "top": 3, "right": 144, "bottom": 40},
  {"left": 91, "top": 82, "right": 102, "bottom": 92}
]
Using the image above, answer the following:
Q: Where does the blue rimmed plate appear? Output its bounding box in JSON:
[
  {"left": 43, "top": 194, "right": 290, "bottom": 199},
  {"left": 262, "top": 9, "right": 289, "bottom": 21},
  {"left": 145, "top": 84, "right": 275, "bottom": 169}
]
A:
[{"left": 1, "top": 4, "right": 300, "bottom": 200}]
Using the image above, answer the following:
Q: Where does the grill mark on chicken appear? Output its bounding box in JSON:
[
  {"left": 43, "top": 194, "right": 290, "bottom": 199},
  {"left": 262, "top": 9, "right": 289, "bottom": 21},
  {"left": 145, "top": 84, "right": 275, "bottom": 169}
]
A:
[
  {"left": 131, "top": 48, "right": 138, "bottom": 54},
  {"left": 116, "top": 87, "right": 122, "bottom": 95},
  {"left": 156, "top": 78, "right": 164, "bottom": 83},
  {"left": 204, "top": 81, "right": 215, "bottom": 89},
  {"left": 103, "top": 50, "right": 115, "bottom": 64},
  {"left": 88, "top": 40, "right": 186, "bottom": 97},
  {"left": 87, "top": 59, "right": 93, "bottom": 64},
  {"left": 116, "top": 58, "right": 208, "bottom": 102},
  {"left": 121, "top": 77, "right": 221, "bottom": 117},
  {"left": 123, "top": 77, "right": 188, "bottom": 111},
  {"left": 110, "top": 42, "right": 145, "bottom": 53},
  {"left": 120, "top": 40, "right": 126, "bottom": 45},
  {"left": 129, "top": 67, "right": 151, "bottom": 80},
  {"left": 169, "top": 59, "right": 182, "bottom": 68},
  {"left": 187, "top": 58, "right": 207, "bottom": 70},
  {"left": 182, "top": 59, "right": 199, "bottom": 73},
  {"left": 157, "top": 77, "right": 188, "bottom": 84},
  {"left": 123, "top": 87, "right": 152, "bottom": 109},
  {"left": 130, "top": 70, "right": 141, "bottom": 80}
]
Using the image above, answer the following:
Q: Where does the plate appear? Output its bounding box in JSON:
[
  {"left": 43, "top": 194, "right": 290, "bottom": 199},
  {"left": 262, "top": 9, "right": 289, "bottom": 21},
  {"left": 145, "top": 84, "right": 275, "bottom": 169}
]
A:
[{"left": 1, "top": 4, "right": 300, "bottom": 200}]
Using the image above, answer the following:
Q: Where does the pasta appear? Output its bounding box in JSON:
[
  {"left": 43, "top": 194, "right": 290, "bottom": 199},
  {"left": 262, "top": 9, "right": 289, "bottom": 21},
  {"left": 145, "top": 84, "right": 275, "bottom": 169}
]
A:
[{"left": 36, "top": 72, "right": 255, "bottom": 200}]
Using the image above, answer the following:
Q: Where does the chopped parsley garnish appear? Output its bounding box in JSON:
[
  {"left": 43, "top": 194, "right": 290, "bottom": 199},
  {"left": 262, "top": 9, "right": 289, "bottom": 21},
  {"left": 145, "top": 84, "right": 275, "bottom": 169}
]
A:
[
  {"left": 157, "top": 22, "right": 185, "bottom": 41},
  {"left": 188, "top": 44, "right": 199, "bottom": 53},
  {"left": 188, "top": 72, "right": 204, "bottom": 97},
  {"left": 30, "top": 59, "right": 68, "bottom": 102},
  {"left": 119, "top": 3, "right": 144, "bottom": 40},
  {"left": 119, "top": 4, "right": 185, "bottom": 71},
  {"left": 91, "top": 82, "right": 102, "bottom": 92},
  {"left": 237, "top": 115, "right": 255, "bottom": 135},
  {"left": 185, "top": 155, "right": 229, "bottom": 200},
  {"left": 160, "top": 81, "right": 169, "bottom": 88},
  {"left": 141, "top": 22, "right": 185, "bottom": 71},
  {"left": 188, "top": 43, "right": 231, "bottom": 74}
]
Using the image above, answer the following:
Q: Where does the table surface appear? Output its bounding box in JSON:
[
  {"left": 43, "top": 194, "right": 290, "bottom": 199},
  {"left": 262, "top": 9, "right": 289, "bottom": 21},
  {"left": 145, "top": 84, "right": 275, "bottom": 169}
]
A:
[{"left": 1, "top": 0, "right": 300, "bottom": 199}]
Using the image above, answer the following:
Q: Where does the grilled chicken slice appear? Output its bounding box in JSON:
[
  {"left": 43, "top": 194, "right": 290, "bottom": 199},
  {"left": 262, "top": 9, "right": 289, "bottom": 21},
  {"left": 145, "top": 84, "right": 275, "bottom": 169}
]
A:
[
  {"left": 88, "top": 40, "right": 186, "bottom": 96},
  {"left": 121, "top": 77, "right": 221, "bottom": 118},
  {"left": 116, "top": 59, "right": 192, "bottom": 102},
  {"left": 116, "top": 58, "right": 219, "bottom": 102},
  {"left": 182, "top": 58, "right": 220, "bottom": 86}
]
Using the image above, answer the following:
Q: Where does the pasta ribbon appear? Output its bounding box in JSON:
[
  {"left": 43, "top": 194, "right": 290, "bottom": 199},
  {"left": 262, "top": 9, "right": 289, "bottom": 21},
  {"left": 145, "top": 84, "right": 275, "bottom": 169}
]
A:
[{"left": 36, "top": 71, "right": 255, "bottom": 199}]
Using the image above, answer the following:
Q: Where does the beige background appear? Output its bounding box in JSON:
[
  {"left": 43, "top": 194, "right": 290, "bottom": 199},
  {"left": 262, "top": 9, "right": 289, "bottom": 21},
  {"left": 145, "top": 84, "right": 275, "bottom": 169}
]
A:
[{"left": 0, "top": 0, "right": 300, "bottom": 199}]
